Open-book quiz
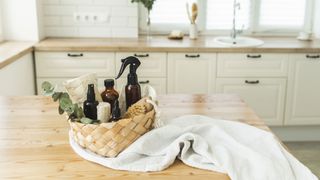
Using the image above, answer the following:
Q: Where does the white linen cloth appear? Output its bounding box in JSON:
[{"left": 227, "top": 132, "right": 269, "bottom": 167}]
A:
[{"left": 69, "top": 115, "right": 318, "bottom": 180}]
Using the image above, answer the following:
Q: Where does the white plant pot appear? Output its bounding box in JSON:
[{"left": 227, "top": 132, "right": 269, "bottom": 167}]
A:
[{"left": 189, "top": 24, "right": 198, "bottom": 40}]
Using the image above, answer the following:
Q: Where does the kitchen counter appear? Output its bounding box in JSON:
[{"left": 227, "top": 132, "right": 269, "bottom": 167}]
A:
[
  {"left": 34, "top": 36, "right": 320, "bottom": 53},
  {"left": 0, "top": 94, "right": 276, "bottom": 179},
  {"left": 0, "top": 41, "right": 35, "bottom": 69}
]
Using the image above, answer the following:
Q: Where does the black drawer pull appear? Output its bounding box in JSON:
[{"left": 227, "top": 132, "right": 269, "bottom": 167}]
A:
[
  {"left": 67, "top": 53, "right": 83, "bottom": 57},
  {"left": 245, "top": 80, "right": 260, "bottom": 84},
  {"left": 134, "top": 53, "right": 149, "bottom": 58},
  {"left": 185, "top": 54, "right": 200, "bottom": 58},
  {"left": 139, "top": 80, "right": 150, "bottom": 84},
  {"left": 306, "top": 55, "right": 320, "bottom": 59},
  {"left": 247, "top": 54, "right": 261, "bottom": 59}
]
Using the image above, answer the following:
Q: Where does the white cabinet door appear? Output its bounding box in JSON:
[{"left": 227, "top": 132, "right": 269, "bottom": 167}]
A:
[
  {"left": 217, "top": 53, "right": 288, "bottom": 77},
  {"left": 116, "top": 52, "right": 167, "bottom": 77},
  {"left": 285, "top": 54, "right": 320, "bottom": 125},
  {"left": 0, "top": 53, "right": 35, "bottom": 95},
  {"left": 116, "top": 78, "right": 167, "bottom": 95},
  {"left": 37, "top": 78, "right": 107, "bottom": 94},
  {"left": 168, "top": 53, "right": 216, "bottom": 94},
  {"left": 36, "top": 52, "right": 116, "bottom": 78},
  {"left": 216, "top": 78, "right": 287, "bottom": 125}
]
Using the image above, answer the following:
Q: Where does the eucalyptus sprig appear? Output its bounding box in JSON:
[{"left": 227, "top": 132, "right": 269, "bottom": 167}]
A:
[
  {"left": 41, "top": 81, "right": 94, "bottom": 124},
  {"left": 131, "top": 0, "right": 155, "bottom": 12}
]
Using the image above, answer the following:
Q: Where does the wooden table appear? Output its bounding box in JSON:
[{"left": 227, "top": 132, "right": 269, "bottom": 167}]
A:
[{"left": 0, "top": 95, "right": 272, "bottom": 179}]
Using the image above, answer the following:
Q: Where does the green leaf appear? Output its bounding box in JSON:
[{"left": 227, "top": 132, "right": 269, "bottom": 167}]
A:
[
  {"left": 131, "top": 0, "right": 155, "bottom": 11},
  {"left": 58, "top": 106, "right": 64, "bottom": 115},
  {"left": 60, "top": 93, "right": 70, "bottom": 99},
  {"left": 42, "top": 81, "right": 54, "bottom": 92},
  {"left": 80, "top": 117, "right": 93, "bottom": 124},
  {"left": 74, "top": 105, "right": 84, "bottom": 119},
  {"left": 59, "top": 97, "right": 74, "bottom": 114},
  {"left": 52, "top": 92, "right": 62, "bottom": 102}
]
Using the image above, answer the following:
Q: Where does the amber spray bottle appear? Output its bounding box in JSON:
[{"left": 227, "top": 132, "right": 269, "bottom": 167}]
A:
[{"left": 115, "top": 56, "right": 141, "bottom": 109}]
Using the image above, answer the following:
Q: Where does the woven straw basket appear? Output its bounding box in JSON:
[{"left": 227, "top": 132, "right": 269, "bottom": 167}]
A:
[{"left": 69, "top": 97, "right": 156, "bottom": 157}]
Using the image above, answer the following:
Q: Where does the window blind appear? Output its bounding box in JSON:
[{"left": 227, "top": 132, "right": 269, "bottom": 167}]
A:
[
  {"left": 206, "top": 0, "right": 250, "bottom": 30},
  {"left": 259, "top": 0, "right": 306, "bottom": 27}
]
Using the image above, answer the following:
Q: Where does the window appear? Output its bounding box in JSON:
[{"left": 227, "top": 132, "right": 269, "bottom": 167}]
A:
[
  {"left": 140, "top": 0, "right": 313, "bottom": 35},
  {"left": 206, "top": 0, "right": 250, "bottom": 30},
  {"left": 259, "top": 0, "right": 306, "bottom": 28},
  {"left": 150, "top": 0, "right": 190, "bottom": 25}
]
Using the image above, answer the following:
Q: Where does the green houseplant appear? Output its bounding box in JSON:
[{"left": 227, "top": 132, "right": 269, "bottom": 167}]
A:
[{"left": 131, "top": 0, "right": 156, "bottom": 38}]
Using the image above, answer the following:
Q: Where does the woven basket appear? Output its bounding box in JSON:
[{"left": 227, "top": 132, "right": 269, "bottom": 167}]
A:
[{"left": 69, "top": 97, "right": 156, "bottom": 157}]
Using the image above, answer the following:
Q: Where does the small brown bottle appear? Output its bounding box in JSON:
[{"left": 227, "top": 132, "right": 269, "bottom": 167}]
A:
[{"left": 101, "top": 79, "right": 119, "bottom": 112}]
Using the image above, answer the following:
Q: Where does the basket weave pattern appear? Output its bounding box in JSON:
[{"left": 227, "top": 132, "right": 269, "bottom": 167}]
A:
[{"left": 69, "top": 98, "right": 155, "bottom": 157}]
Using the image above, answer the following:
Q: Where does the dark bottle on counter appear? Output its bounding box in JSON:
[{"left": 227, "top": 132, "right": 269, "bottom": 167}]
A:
[
  {"left": 101, "top": 79, "right": 119, "bottom": 112},
  {"left": 115, "top": 56, "right": 141, "bottom": 109},
  {"left": 111, "top": 100, "right": 121, "bottom": 121},
  {"left": 83, "top": 84, "right": 99, "bottom": 120}
]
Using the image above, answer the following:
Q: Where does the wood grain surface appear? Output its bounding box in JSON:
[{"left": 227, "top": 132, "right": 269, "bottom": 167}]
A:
[
  {"left": 34, "top": 36, "right": 320, "bottom": 53},
  {"left": 0, "top": 95, "right": 272, "bottom": 179}
]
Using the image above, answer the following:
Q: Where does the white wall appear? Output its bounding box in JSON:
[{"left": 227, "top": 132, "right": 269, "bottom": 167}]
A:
[
  {"left": 2, "top": 0, "right": 43, "bottom": 41},
  {"left": 0, "top": 53, "right": 35, "bottom": 96},
  {"left": 313, "top": 0, "right": 320, "bottom": 38},
  {"left": 0, "top": 4, "right": 3, "bottom": 42},
  {"left": 42, "top": 0, "right": 138, "bottom": 38}
]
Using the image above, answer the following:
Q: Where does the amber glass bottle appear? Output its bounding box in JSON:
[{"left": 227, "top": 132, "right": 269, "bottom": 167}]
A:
[{"left": 101, "top": 79, "right": 119, "bottom": 112}]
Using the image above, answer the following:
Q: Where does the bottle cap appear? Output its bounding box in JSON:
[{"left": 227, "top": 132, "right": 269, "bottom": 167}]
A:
[{"left": 104, "top": 79, "right": 115, "bottom": 87}]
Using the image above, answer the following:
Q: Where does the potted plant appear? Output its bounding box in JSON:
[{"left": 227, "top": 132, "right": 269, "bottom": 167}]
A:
[{"left": 131, "top": 0, "right": 156, "bottom": 39}]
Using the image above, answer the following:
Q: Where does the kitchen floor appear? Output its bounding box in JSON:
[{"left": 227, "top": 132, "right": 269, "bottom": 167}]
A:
[{"left": 284, "top": 141, "right": 320, "bottom": 177}]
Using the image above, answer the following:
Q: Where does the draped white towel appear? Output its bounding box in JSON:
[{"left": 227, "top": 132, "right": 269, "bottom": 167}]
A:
[{"left": 69, "top": 115, "right": 318, "bottom": 180}]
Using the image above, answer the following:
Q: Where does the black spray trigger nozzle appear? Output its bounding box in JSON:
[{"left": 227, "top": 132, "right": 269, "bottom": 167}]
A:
[{"left": 115, "top": 56, "right": 141, "bottom": 80}]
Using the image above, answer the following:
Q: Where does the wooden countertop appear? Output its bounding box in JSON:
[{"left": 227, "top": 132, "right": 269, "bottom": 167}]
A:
[
  {"left": 34, "top": 36, "right": 320, "bottom": 53},
  {"left": 0, "top": 41, "right": 35, "bottom": 69},
  {"left": 0, "top": 94, "right": 275, "bottom": 179}
]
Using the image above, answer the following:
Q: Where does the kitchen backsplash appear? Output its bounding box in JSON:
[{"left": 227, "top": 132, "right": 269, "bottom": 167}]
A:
[{"left": 42, "top": 0, "right": 138, "bottom": 38}]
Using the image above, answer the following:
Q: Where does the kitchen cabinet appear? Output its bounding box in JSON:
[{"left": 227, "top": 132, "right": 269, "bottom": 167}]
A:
[
  {"left": 37, "top": 78, "right": 106, "bottom": 94},
  {"left": 168, "top": 53, "right": 216, "bottom": 94},
  {"left": 0, "top": 53, "right": 35, "bottom": 95},
  {"left": 285, "top": 54, "right": 320, "bottom": 125},
  {"left": 34, "top": 50, "right": 320, "bottom": 126},
  {"left": 217, "top": 53, "right": 288, "bottom": 77},
  {"left": 116, "top": 52, "right": 167, "bottom": 77},
  {"left": 116, "top": 78, "right": 167, "bottom": 95},
  {"left": 216, "top": 78, "right": 287, "bottom": 125},
  {"left": 35, "top": 52, "right": 116, "bottom": 77},
  {"left": 216, "top": 53, "right": 289, "bottom": 125}
]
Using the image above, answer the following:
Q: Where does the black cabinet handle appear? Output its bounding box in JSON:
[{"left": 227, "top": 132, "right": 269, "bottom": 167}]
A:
[
  {"left": 134, "top": 53, "right": 149, "bottom": 58},
  {"left": 139, "top": 80, "right": 150, "bottom": 84},
  {"left": 185, "top": 54, "right": 200, "bottom": 58},
  {"left": 306, "top": 54, "right": 320, "bottom": 59},
  {"left": 67, "top": 53, "right": 83, "bottom": 57},
  {"left": 245, "top": 80, "right": 260, "bottom": 84},
  {"left": 247, "top": 54, "right": 262, "bottom": 59}
]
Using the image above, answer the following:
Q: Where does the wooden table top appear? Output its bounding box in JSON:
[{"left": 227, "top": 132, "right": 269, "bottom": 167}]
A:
[{"left": 0, "top": 95, "right": 271, "bottom": 180}]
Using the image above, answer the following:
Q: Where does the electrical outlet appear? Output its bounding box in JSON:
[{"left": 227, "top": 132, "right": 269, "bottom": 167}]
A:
[{"left": 73, "top": 12, "right": 110, "bottom": 24}]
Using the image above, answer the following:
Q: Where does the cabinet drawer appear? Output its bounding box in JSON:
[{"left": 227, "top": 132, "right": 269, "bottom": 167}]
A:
[
  {"left": 116, "top": 52, "right": 167, "bottom": 77},
  {"left": 35, "top": 52, "right": 116, "bottom": 77},
  {"left": 116, "top": 78, "right": 167, "bottom": 94},
  {"left": 37, "top": 78, "right": 107, "bottom": 95},
  {"left": 168, "top": 53, "right": 216, "bottom": 94},
  {"left": 217, "top": 53, "right": 288, "bottom": 77},
  {"left": 216, "top": 78, "right": 286, "bottom": 125}
]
